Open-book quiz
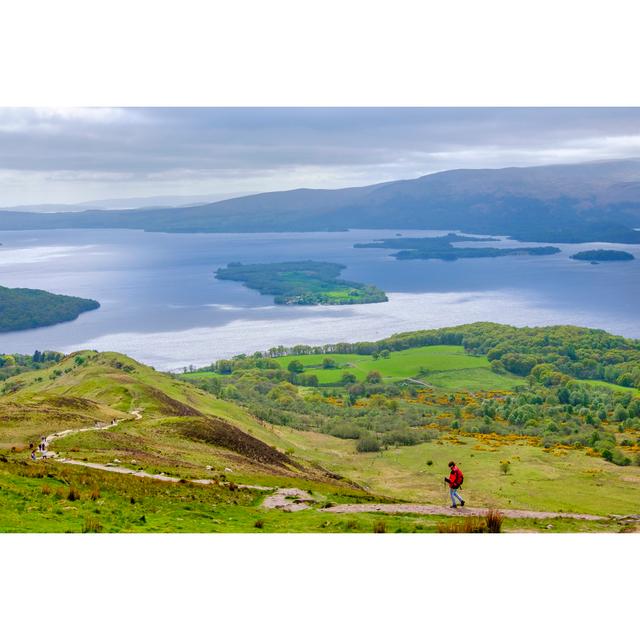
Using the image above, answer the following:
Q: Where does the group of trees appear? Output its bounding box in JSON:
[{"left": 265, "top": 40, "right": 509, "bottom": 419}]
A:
[
  {"left": 0, "top": 350, "right": 63, "bottom": 381},
  {"left": 212, "top": 323, "right": 640, "bottom": 391},
  {"left": 182, "top": 347, "right": 640, "bottom": 465},
  {"left": 0, "top": 285, "right": 99, "bottom": 332}
]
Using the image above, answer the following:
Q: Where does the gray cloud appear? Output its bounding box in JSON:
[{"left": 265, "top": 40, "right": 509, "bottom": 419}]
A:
[{"left": 1, "top": 107, "right": 640, "bottom": 207}]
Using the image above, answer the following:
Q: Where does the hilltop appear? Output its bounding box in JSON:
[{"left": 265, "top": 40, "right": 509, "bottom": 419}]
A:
[{"left": 0, "top": 350, "right": 345, "bottom": 488}]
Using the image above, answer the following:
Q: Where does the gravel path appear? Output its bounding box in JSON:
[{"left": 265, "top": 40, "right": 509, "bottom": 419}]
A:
[{"left": 319, "top": 502, "right": 606, "bottom": 521}]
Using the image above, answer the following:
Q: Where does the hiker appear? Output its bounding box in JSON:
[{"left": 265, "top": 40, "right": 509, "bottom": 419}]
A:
[
  {"left": 31, "top": 451, "right": 36, "bottom": 461},
  {"left": 444, "top": 461, "right": 465, "bottom": 508}
]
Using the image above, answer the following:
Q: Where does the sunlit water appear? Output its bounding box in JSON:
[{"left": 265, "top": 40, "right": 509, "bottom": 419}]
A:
[{"left": 1, "top": 228, "right": 638, "bottom": 369}]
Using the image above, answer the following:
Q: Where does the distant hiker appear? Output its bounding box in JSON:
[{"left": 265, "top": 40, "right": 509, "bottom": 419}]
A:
[
  {"left": 444, "top": 461, "right": 465, "bottom": 508},
  {"left": 31, "top": 451, "right": 36, "bottom": 461}
]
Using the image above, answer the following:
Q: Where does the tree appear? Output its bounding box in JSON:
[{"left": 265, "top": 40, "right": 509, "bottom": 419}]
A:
[
  {"left": 614, "top": 405, "right": 629, "bottom": 422},
  {"left": 366, "top": 370, "right": 382, "bottom": 384},
  {"left": 357, "top": 435, "right": 381, "bottom": 453},
  {"left": 341, "top": 372, "right": 357, "bottom": 385},
  {"left": 322, "top": 357, "right": 337, "bottom": 369},
  {"left": 380, "top": 350, "right": 390, "bottom": 359},
  {"left": 287, "top": 360, "right": 304, "bottom": 374}
]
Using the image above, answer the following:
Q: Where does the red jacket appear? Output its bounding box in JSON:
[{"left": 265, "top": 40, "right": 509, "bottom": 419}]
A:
[{"left": 449, "top": 466, "right": 463, "bottom": 489}]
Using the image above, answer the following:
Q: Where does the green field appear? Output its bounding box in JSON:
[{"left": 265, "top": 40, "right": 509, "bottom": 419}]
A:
[
  {"left": 181, "top": 344, "right": 525, "bottom": 390},
  {"left": 273, "top": 345, "right": 523, "bottom": 389}
]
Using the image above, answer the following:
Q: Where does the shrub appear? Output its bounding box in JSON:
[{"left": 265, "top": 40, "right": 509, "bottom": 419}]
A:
[
  {"left": 438, "top": 518, "right": 486, "bottom": 533},
  {"left": 82, "top": 517, "right": 103, "bottom": 533},
  {"left": 357, "top": 435, "right": 381, "bottom": 453},
  {"left": 485, "top": 509, "right": 504, "bottom": 533},
  {"left": 499, "top": 460, "right": 511, "bottom": 475},
  {"left": 373, "top": 520, "right": 386, "bottom": 533},
  {"left": 41, "top": 484, "right": 52, "bottom": 495},
  {"left": 426, "top": 460, "right": 433, "bottom": 466},
  {"left": 67, "top": 487, "right": 80, "bottom": 501},
  {"left": 254, "top": 519, "right": 265, "bottom": 529},
  {"left": 90, "top": 487, "right": 101, "bottom": 501}
]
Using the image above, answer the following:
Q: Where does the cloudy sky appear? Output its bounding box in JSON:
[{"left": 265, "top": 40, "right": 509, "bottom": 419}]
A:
[{"left": 1, "top": 107, "right": 640, "bottom": 208}]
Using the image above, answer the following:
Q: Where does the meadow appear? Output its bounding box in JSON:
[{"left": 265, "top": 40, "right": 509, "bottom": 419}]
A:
[{"left": 184, "top": 344, "right": 525, "bottom": 390}]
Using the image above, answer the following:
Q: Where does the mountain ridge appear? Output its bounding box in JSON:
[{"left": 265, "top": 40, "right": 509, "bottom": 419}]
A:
[{"left": 1, "top": 158, "right": 640, "bottom": 242}]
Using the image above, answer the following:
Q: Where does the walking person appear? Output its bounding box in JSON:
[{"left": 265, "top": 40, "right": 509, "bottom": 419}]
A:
[{"left": 445, "top": 460, "right": 465, "bottom": 508}]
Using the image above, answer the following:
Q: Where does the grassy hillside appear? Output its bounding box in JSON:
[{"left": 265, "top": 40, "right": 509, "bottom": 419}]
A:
[{"left": 0, "top": 351, "right": 348, "bottom": 490}]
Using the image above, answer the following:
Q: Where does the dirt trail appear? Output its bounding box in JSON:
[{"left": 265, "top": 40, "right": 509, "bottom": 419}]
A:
[
  {"left": 319, "top": 502, "right": 606, "bottom": 521},
  {"left": 39, "top": 409, "right": 270, "bottom": 490},
  {"left": 406, "top": 377, "right": 435, "bottom": 389},
  {"left": 42, "top": 408, "right": 143, "bottom": 458}
]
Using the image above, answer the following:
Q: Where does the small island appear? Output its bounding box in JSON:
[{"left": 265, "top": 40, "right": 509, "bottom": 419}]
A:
[
  {"left": 0, "top": 285, "right": 100, "bottom": 332},
  {"left": 215, "top": 261, "right": 388, "bottom": 305},
  {"left": 355, "top": 233, "right": 560, "bottom": 261},
  {"left": 570, "top": 249, "right": 635, "bottom": 262}
]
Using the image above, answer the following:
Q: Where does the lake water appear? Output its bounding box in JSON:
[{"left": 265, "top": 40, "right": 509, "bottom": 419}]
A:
[{"left": 1, "top": 228, "right": 638, "bottom": 370}]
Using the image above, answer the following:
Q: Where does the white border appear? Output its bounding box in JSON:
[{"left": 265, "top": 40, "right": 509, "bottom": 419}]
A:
[{"left": 1, "top": 0, "right": 639, "bottom": 637}]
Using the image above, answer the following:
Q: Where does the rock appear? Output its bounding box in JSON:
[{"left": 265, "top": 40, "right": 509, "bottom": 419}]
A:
[
  {"left": 224, "top": 467, "right": 232, "bottom": 472},
  {"left": 113, "top": 459, "right": 121, "bottom": 463},
  {"left": 206, "top": 465, "right": 213, "bottom": 470},
  {"left": 131, "top": 459, "right": 137, "bottom": 464},
  {"left": 546, "top": 524, "right": 553, "bottom": 529}
]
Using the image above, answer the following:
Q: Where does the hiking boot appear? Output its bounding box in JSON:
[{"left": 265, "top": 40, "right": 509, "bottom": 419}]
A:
[
  {"left": 460, "top": 500, "right": 465, "bottom": 507},
  {"left": 449, "top": 504, "right": 457, "bottom": 509}
]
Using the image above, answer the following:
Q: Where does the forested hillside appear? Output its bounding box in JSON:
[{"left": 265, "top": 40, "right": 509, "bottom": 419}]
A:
[{"left": 0, "top": 286, "right": 99, "bottom": 332}]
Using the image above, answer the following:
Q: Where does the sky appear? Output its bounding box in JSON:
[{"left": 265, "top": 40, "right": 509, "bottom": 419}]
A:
[{"left": 1, "top": 107, "right": 640, "bottom": 208}]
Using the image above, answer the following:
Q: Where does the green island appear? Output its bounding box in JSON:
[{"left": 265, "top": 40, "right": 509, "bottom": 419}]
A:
[
  {"left": 0, "top": 285, "right": 100, "bottom": 332},
  {"left": 215, "top": 260, "right": 388, "bottom": 305},
  {"left": 570, "top": 249, "right": 635, "bottom": 262},
  {"left": 355, "top": 233, "right": 561, "bottom": 260}
]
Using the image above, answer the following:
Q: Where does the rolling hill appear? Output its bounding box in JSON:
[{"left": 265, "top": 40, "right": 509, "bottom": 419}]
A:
[{"left": 0, "top": 350, "right": 345, "bottom": 488}]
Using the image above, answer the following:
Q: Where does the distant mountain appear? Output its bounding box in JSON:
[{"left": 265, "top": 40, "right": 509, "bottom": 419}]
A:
[
  {"left": 1, "top": 159, "right": 640, "bottom": 242},
  {"left": 0, "top": 192, "right": 255, "bottom": 213}
]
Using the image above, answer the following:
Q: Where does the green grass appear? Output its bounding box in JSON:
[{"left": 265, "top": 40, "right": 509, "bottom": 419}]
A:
[
  {"left": 0, "top": 459, "right": 624, "bottom": 533},
  {"left": 3, "top": 347, "right": 639, "bottom": 532},
  {"left": 245, "top": 422, "right": 640, "bottom": 517},
  {"left": 581, "top": 379, "right": 640, "bottom": 396},
  {"left": 273, "top": 345, "right": 523, "bottom": 390}
]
